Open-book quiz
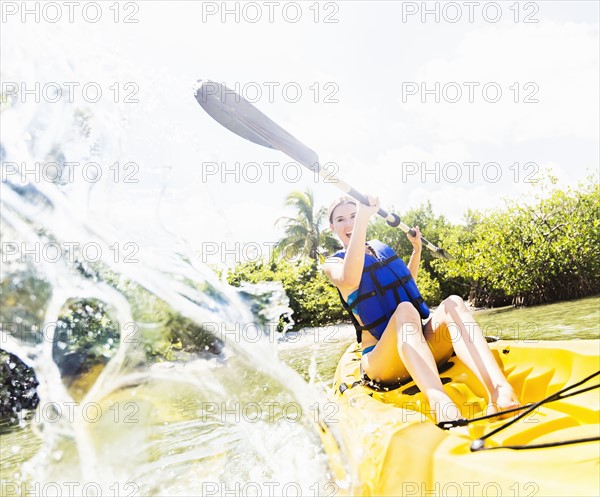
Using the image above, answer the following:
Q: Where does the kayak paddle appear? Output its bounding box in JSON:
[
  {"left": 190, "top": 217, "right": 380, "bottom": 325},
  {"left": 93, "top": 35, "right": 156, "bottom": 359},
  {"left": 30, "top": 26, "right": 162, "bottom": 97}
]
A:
[{"left": 193, "top": 79, "right": 452, "bottom": 260}]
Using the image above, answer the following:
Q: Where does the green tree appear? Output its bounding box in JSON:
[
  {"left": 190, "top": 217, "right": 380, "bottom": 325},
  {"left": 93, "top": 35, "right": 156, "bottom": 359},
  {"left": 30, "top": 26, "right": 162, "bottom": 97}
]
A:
[
  {"left": 436, "top": 175, "right": 600, "bottom": 306},
  {"left": 226, "top": 258, "right": 347, "bottom": 329},
  {"left": 275, "top": 188, "right": 340, "bottom": 261}
]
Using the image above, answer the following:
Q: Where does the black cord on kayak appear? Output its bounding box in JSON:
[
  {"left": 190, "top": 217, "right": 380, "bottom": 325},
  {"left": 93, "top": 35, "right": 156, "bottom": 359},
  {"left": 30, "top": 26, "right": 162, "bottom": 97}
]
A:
[
  {"left": 435, "top": 405, "right": 536, "bottom": 430},
  {"left": 469, "top": 370, "right": 600, "bottom": 451},
  {"left": 437, "top": 370, "right": 599, "bottom": 433},
  {"left": 437, "top": 403, "right": 533, "bottom": 430},
  {"left": 436, "top": 418, "right": 470, "bottom": 430},
  {"left": 471, "top": 436, "right": 600, "bottom": 452}
]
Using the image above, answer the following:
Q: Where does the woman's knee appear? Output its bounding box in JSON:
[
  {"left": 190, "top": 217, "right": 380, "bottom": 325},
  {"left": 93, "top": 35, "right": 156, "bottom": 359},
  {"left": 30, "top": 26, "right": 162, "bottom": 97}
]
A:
[
  {"left": 442, "top": 294, "right": 467, "bottom": 312},
  {"left": 393, "top": 302, "right": 420, "bottom": 320},
  {"left": 393, "top": 302, "right": 421, "bottom": 338}
]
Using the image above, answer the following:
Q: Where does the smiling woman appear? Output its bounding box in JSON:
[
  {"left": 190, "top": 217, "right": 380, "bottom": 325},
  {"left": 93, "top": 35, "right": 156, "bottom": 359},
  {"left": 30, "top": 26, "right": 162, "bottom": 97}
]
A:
[{"left": 324, "top": 196, "right": 520, "bottom": 424}]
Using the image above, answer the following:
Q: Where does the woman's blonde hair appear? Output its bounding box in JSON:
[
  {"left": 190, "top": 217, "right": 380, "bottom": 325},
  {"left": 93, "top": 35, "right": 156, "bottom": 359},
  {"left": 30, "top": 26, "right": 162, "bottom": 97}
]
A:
[{"left": 327, "top": 196, "right": 357, "bottom": 224}]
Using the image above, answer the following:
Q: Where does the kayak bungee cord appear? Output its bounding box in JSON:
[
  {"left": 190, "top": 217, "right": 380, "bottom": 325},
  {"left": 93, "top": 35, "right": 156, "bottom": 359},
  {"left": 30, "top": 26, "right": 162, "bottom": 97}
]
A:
[
  {"left": 441, "top": 369, "right": 599, "bottom": 428},
  {"left": 436, "top": 403, "right": 531, "bottom": 428},
  {"left": 471, "top": 435, "right": 600, "bottom": 452},
  {"left": 437, "top": 370, "right": 600, "bottom": 451},
  {"left": 337, "top": 348, "right": 599, "bottom": 450},
  {"left": 338, "top": 363, "right": 599, "bottom": 451}
]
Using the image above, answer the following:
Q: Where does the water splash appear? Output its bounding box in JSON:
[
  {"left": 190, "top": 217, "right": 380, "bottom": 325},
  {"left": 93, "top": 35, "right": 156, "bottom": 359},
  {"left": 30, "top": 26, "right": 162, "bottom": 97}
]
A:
[{"left": 1, "top": 21, "right": 348, "bottom": 496}]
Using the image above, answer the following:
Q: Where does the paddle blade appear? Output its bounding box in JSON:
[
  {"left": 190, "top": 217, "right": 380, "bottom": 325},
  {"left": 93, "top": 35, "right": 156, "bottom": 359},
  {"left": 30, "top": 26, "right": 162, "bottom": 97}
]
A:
[
  {"left": 194, "top": 80, "right": 320, "bottom": 172},
  {"left": 194, "top": 80, "right": 275, "bottom": 150}
]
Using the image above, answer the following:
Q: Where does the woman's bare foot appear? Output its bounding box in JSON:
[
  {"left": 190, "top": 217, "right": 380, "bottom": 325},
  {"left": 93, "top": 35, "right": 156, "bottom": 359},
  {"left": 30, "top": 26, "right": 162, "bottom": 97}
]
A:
[{"left": 486, "top": 384, "right": 520, "bottom": 417}]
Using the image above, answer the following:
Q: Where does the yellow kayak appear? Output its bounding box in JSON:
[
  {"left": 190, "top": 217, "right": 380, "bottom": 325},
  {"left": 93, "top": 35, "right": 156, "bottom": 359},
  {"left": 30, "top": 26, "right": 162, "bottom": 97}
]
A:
[{"left": 331, "top": 339, "right": 600, "bottom": 496}]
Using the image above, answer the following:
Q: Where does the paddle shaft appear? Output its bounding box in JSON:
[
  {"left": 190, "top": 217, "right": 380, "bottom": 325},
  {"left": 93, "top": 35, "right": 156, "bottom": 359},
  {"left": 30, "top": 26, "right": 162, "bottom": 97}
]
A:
[{"left": 311, "top": 165, "right": 447, "bottom": 255}]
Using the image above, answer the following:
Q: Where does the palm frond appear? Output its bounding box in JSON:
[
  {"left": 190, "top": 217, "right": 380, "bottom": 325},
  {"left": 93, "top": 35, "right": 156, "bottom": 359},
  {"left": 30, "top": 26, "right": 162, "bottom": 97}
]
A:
[{"left": 275, "top": 187, "right": 338, "bottom": 261}]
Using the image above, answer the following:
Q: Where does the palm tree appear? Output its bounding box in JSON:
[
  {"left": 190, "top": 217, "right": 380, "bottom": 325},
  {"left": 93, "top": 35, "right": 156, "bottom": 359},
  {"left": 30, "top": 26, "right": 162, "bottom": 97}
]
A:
[{"left": 275, "top": 189, "right": 340, "bottom": 261}]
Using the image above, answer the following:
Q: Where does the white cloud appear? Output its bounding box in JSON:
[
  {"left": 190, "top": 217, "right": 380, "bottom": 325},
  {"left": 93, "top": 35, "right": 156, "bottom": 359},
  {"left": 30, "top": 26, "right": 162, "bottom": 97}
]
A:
[{"left": 401, "top": 21, "right": 599, "bottom": 144}]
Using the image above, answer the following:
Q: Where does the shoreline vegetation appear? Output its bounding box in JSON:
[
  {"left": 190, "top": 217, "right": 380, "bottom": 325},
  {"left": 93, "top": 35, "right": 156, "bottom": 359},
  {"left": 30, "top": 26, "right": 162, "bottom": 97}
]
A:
[
  {"left": 226, "top": 175, "right": 599, "bottom": 329},
  {"left": 2, "top": 176, "right": 598, "bottom": 423}
]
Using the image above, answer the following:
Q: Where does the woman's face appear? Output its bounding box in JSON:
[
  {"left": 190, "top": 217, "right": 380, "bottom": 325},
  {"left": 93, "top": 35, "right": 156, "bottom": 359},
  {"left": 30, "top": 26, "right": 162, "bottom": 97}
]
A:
[{"left": 330, "top": 202, "right": 357, "bottom": 247}]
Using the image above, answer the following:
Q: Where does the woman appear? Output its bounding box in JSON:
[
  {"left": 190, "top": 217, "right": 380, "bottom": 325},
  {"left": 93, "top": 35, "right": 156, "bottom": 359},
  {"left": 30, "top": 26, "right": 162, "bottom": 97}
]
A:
[{"left": 324, "top": 195, "right": 519, "bottom": 425}]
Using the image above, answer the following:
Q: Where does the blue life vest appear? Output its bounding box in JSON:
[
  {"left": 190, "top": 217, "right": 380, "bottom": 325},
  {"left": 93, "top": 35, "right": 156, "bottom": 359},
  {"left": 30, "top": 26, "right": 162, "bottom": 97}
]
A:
[{"left": 332, "top": 240, "right": 430, "bottom": 343}]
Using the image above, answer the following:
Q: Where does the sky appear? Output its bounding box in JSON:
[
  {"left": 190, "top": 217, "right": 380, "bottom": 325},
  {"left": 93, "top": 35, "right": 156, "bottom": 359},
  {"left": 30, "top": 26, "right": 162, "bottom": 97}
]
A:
[{"left": 2, "top": 0, "right": 599, "bottom": 267}]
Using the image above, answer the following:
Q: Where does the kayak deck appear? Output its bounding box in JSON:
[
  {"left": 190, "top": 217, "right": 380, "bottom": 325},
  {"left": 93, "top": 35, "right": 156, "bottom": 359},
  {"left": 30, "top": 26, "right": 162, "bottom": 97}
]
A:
[{"left": 332, "top": 340, "right": 600, "bottom": 496}]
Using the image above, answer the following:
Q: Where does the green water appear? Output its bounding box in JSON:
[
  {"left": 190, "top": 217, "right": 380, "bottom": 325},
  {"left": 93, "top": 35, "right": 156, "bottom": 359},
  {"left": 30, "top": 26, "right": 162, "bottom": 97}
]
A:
[{"left": 474, "top": 295, "right": 600, "bottom": 341}]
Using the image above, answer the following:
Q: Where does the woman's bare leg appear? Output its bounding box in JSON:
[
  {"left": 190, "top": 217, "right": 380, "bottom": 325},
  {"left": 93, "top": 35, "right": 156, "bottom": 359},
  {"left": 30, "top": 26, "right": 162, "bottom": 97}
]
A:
[
  {"left": 425, "top": 295, "right": 519, "bottom": 414},
  {"left": 362, "top": 302, "right": 461, "bottom": 423}
]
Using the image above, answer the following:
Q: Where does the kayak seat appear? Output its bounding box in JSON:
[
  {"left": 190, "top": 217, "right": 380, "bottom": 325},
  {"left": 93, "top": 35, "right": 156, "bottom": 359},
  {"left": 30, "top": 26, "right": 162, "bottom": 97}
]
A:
[{"left": 362, "top": 362, "right": 455, "bottom": 393}]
